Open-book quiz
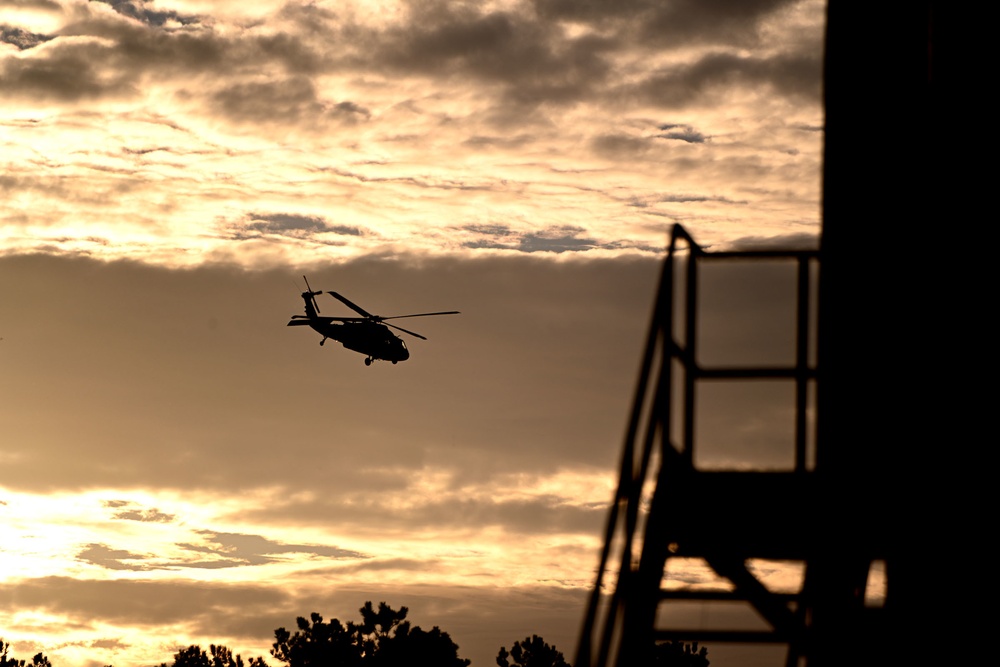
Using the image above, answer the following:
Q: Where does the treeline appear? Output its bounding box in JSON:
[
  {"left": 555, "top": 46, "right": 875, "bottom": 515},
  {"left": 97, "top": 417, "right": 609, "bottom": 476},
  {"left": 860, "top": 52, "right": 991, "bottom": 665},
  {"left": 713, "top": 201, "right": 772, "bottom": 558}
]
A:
[{"left": 2, "top": 601, "right": 708, "bottom": 666}]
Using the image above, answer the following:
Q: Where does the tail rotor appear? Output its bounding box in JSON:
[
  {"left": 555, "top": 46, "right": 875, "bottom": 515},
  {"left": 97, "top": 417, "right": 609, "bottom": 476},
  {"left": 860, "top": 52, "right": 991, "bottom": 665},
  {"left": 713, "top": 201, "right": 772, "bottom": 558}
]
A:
[{"left": 302, "top": 275, "right": 322, "bottom": 314}]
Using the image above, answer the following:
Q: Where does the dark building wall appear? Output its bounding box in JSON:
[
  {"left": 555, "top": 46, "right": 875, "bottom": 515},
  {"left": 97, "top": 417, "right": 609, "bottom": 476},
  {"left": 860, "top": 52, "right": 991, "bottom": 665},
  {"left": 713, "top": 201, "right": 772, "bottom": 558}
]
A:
[{"left": 818, "top": 2, "right": 961, "bottom": 665}]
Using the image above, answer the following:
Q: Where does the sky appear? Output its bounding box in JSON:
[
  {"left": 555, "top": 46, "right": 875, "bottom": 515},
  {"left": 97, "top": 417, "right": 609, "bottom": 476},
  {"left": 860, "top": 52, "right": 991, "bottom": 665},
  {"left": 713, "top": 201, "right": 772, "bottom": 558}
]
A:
[{"left": 2, "top": 1, "right": 827, "bottom": 665}]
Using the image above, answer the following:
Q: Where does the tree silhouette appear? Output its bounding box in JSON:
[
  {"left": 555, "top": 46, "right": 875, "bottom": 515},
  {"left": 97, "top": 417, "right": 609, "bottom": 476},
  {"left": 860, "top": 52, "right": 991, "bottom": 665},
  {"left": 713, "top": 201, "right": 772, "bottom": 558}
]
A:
[
  {"left": 270, "top": 602, "right": 469, "bottom": 667},
  {"left": 270, "top": 612, "right": 360, "bottom": 667},
  {"left": 374, "top": 621, "right": 469, "bottom": 667},
  {"left": 355, "top": 601, "right": 407, "bottom": 661},
  {"left": 3, "top": 602, "right": 472, "bottom": 667},
  {"left": 496, "top": 635, "right": 569, "bottom": 667},
  {"left": 652, "top": 641, "right": 709, "bottom": 666},
  {"left": 159, "top": 643, "right": 268, "bottom": 667},
  {"left": 495, "top": 636, "right": 709, "bottom": 667},
  {"left": 0, "top": 640, "right": 51, "bottom": 667}
]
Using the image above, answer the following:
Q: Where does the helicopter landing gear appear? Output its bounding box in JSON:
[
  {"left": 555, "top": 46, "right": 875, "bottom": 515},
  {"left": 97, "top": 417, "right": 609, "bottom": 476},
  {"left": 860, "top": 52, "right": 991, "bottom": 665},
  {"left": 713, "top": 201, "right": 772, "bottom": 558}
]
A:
[{"left": 364, "top": 357, "right": 373, "bottom": 366}]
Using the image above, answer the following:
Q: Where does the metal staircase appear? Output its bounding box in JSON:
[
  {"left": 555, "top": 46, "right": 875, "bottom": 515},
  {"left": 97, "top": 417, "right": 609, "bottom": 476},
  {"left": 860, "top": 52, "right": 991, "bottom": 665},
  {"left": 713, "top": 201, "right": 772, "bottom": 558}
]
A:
[{"left": 574, "top": 224, "right": 887, "bottom": 667}]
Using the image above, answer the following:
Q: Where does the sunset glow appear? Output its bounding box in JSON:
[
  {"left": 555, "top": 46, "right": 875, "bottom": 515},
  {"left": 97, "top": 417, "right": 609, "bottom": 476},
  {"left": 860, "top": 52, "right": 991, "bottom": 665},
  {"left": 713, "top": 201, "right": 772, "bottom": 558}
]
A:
[{"left": 2, "top": 1, "right": 824, "bottom": 665}]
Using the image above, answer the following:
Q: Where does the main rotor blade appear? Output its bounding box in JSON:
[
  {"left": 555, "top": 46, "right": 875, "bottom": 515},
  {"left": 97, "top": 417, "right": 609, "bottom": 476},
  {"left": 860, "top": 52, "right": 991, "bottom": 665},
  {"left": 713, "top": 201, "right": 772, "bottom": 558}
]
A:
[
  {"left": 381, "top": 311, "right": 460, "bottom": 320},
  {"left": 385, "top": 322, "right": 427, "bottom": 340},
  {"left": 327, "top": 291, "right": 373, "bottom": 318},
  {"left": 290, "top": 316, "right": 364, "bottom": 324}
]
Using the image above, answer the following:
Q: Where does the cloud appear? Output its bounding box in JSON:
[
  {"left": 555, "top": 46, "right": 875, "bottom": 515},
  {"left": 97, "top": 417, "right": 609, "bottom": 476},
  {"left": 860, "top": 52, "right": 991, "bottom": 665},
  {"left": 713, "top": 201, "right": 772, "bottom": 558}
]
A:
[
  {"left": 726, "top": 231, "right": 819, "bottom": 251},
  {"left": 534, "top": 0, "right": 803, "bottom": 48},
  {"left": 461, "top": 223, "right": 517, "bottom": 238},
  {"left": 178, "top": 531, "right": 368, "bottom": 567},
  {"left": 372, "top": 6, "right": 612, "bottom": 108},
  {"left": 209, "top": 77, "right": 370, "bottom": 127},
  {"left": 113, "top": 508, "right": 176, "bottom": 522},
  {"left": 75, "top": 530, "right": 367, "bottom": 573},
  {"left": 91, "top": 0, "right": 201, "bottom": 28},
  {"left": 0, "top": 25, "right": 54, "bottom": 50},
  {"left": 658, "top": 193, "right": 738, "bottom": 204},
  {"left": 333, "top": 100, "right": 372, "bottom": 120},
  {"left": 0, "top": 576, "right": 291, "bottom": 629},
  {"left": 327, "top": 557, "right": 443, "bottom": 574},
  {"left": 219, "top": 212, "right": 368, "bottom": 248},
  {"left": 0, "top": 0, "right": 62, "bottom": 9},
  {"left": 589, "top": 132, "right": 652, "bottom": 159},
  {"left": 462, "top": 224, "right": 607, "bottom": 253},
  {"left": 637, "top": 0, "right": 802, "bottom": 47},
  {"left": 463, "top": 224, "right": 659, "bottom": 254},
  {"left": 461, "top": 133, "right": 535, "bottom": 149},
  {"left": 0, "top": 40, "right": 138, "bottom": 101},
  {"left": 102, "top": 499, "right": 176, "bottom": 522},
  {"left": 518, "top": 227, "right": 597, "bottom": 253},
  {"left": 77, "top": 543, "right": 153, "bottom": 571},
  {"left": 628, "top": 51, "right": 822, "bottom": 109},
  {"left": 236, "top": 491, "right": 607, "bottom": 537},
  {"left": 656, "top": 123, "right": 707, "bottom": 143},
  {"left": 242, "top": 212, "right": 365, "bottom": 238}
]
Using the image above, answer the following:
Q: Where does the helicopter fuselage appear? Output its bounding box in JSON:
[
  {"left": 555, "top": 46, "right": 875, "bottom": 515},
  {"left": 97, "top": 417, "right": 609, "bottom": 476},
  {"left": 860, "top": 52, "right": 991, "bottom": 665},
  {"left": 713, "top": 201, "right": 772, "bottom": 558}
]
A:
[{"left": 309, "top": 320, "right": 409, "bottom": 363}]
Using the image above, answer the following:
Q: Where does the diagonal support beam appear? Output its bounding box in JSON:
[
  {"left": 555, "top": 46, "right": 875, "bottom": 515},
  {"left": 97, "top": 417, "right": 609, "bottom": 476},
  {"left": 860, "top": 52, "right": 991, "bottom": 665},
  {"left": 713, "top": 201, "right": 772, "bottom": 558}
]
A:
[{"left": 706, "top": 554, "right": 803, "bottom": 640}]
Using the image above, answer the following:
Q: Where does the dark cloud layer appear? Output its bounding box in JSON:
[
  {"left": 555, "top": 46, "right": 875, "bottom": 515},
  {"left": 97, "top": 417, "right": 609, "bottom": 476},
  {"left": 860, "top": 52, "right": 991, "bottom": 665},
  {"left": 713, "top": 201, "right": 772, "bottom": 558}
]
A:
[
  {"left": 2, "top": 0, "right": 822, "bottom": 116},
  {"left": 624, "top": 51, "right": 822, "bottom": 110},
  {"left": 0, "top": 253, "right": 657, "bottom": 498},
  {"left": 1, "top": 251, "right": 808, "bottom": 511},
  {"left": 1, "top": 576, "right": 290, "bottom": 632}
]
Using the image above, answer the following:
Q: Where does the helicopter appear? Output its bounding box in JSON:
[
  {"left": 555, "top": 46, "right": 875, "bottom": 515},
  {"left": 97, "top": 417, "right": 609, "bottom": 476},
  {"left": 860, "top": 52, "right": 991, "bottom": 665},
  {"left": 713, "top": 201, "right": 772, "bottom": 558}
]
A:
[{"left": 287, "top": 276, "right": 459, "bottom": 366}]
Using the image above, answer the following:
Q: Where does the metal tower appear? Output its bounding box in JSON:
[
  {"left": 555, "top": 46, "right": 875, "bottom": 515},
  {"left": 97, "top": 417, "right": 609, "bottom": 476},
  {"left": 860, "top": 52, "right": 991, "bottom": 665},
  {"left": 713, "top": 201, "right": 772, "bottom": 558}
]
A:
[{"left": 574, "top": 224, "right": 862, "bottom": 667}]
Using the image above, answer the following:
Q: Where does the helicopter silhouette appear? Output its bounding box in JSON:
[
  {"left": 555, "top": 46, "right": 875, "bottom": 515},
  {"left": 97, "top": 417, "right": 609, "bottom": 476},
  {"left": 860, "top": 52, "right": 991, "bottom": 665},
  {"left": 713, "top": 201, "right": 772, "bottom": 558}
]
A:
[{"left": 287, "top": 276, "right": 460, "bottom": 366}]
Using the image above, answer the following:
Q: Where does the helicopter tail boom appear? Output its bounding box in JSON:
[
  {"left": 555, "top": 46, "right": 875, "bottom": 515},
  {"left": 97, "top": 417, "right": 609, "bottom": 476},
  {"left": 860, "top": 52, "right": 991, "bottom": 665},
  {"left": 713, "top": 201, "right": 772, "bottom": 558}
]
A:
[{"left": 287, "top": 316, "right": 339, "bottom": 326}]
